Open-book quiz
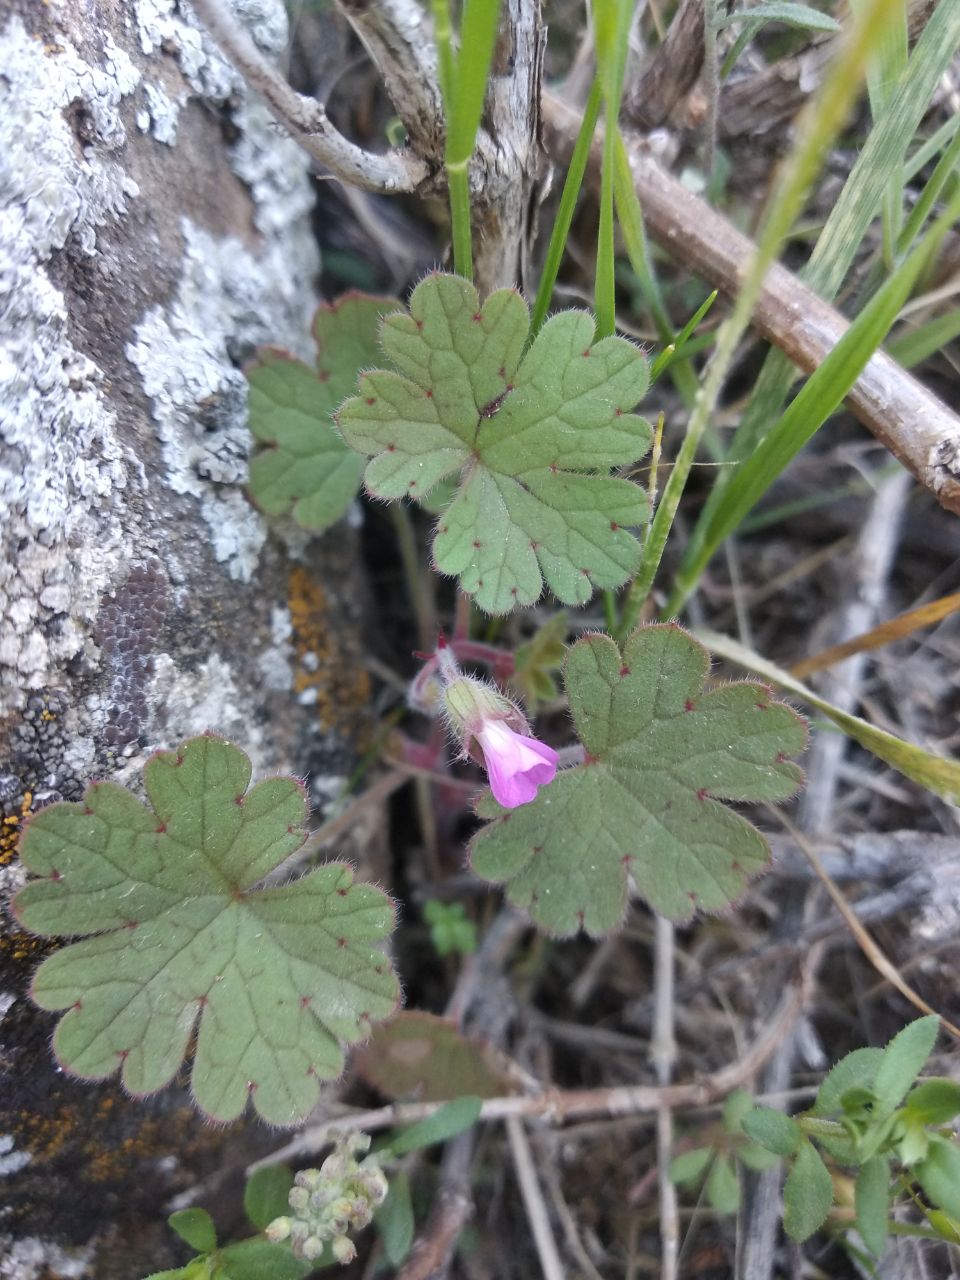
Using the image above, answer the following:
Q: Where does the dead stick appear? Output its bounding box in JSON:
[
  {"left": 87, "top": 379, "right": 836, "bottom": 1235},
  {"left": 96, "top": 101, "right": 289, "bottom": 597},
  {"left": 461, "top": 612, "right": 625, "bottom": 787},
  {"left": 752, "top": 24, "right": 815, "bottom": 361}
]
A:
[
  {"left": 188, "top": 0, "right": 428, "bottom": 193},
  {"left": 542, "top": 94, "right": 960, "bottom": 517},
  {"left": 250, "top": 974, "right": 808, "bottom": 1172}
]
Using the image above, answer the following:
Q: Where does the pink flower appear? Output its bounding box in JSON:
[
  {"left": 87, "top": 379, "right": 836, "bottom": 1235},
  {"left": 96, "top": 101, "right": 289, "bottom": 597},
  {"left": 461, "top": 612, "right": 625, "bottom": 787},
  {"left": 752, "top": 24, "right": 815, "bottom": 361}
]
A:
[{"left": 474, "top": 719, "right": 558, "bottom": 808}]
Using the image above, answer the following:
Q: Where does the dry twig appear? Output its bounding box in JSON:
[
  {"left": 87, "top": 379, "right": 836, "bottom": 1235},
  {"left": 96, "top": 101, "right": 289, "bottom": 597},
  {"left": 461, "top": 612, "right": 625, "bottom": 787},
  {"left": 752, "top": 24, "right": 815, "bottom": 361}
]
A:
[
  {"left": 505, "top": 1115, "right": 566, "bottom": 1280},
  {"left": 188, "top": 0, "right": 429, "bottom": 192},
  {"left": 251, "top": 974, "right": 811, "bottom": 1171},
  {"left": 542, "top": 95, "right": 960, "bottom": 516},
  {"left": 769, "top": 806, "right": 960, "bottom": 1041}
]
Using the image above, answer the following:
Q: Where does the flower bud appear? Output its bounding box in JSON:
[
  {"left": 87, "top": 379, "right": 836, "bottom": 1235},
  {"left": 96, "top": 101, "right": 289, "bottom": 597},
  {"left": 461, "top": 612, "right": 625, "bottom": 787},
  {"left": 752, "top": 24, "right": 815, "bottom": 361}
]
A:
[
  {"left": 443, "top": 676, "right": 520, "bottom": 737},
  {"left": 288, "top": 1185, "right": 309, "bottom": 1213},
  {"left": 264, "top": 1216, "right": 292, "bottom": 1243},
  {"left": 301, "top": 1235, "right": 326, "bottom": 1261},
  {"left": 332, "top": 1235, "right": 358, "bottom": 1265}
]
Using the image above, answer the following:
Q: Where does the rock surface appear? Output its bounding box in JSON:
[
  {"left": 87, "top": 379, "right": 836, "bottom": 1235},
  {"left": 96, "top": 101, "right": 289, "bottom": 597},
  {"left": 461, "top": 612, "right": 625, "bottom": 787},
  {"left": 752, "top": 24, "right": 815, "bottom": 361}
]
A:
[{"left": 0, "top": 1, "right": 371, "bottom": 1271}]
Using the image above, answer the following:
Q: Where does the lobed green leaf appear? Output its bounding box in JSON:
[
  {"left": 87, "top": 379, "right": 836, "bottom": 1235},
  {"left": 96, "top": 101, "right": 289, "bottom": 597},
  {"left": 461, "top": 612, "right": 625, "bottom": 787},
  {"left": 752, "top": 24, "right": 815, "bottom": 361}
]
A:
[
  {"left": 337, "top": 273, "right": 652, "bottom": 614},
  {"left": 247, "top": 294, "right": 394, "bottom": 531},
  {"left": 698, "top": 630, "right": 960, "bottom": 803},
  {"left": 470, "top": 625, "right": 806, "bottom": 934},
  {"left": 15, "top": 736, "right": 399, "bottom": 1126}
]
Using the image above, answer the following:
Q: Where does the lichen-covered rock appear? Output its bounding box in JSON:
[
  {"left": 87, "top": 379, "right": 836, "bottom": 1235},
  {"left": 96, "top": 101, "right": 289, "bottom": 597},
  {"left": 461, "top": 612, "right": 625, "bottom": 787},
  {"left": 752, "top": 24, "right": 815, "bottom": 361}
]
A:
[{"left": 0, "top": 2, "right": 373, "bottom": 1272}]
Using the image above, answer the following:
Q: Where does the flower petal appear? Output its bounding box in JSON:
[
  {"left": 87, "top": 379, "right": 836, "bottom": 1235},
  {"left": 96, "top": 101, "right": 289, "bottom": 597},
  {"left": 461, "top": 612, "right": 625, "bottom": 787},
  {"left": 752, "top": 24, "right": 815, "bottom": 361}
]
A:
[{"left": 476, "top": 721, "right": 558, "bottom": 808}]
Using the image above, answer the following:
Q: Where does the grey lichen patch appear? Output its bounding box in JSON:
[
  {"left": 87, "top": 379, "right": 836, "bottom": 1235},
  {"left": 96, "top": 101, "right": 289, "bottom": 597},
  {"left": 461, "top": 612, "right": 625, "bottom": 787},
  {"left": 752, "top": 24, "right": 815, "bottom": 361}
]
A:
[
  {"left": 147, "top": 651, "right": 268, "bottom": 771},
  {"left": 0, "top": 17, "right": 144, "bottom": 715},
  {"left": 134, "top": 0, "right": 289, "bottom": 75},
  {"left": 0, "top": 1135, "right": 32, "bottom": 1178},
  {"left": 0, "top": 1238, "right": 93, "bottom": 1280},
  {"left": 1, "top": 0, "right": 318, "bottom": 717},
  {"left": 126, "top": 215, "right": 315, "bottom": 582},
  {"left": 123, "top": 0, "right": 318, "bottom": 583},
  {"left": 136, "top": 82, "right": 182, "bottom": 145},
  {"left": 257, "top": 606, "right": 296, "bottom": 693}
]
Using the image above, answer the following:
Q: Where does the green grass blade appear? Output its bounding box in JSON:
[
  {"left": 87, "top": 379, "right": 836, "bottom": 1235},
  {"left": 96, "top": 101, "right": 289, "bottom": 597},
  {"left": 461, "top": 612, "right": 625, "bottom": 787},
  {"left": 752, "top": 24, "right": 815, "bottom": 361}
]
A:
[
  {"left": 431, "top": 0, "right": 455, "bottom": 103},
  {"left": 596, "top": 130, "right": 617, "bottom": 338},
  {"left": 593, "top": 0, "right": 635, "bottom": 338},
  {"left": 852, "top": 0, "right": 908, "bottom": 266},
  {"left": 616, "top": 0, "right": 901, "bottom": 638},
  {"left": 721, "top": 0, "right": 960, "bottom": 462},
  {"left": 897, "top": 119, "right": 960, "bottom": 255},
  {"left": 530, "top": 81, "right": 603, "bottom": 337},
  {"left": 434, "top": 0, "right": 503, "bottom": 279},
  {"left": 805, "top": 0, "right": 958, "bottom": 298},
  {"left": 649, "top": 290, "right": 718, "bottom": 381},
  {"left": 719, "top": 0, "right": 840, "bottom": 74},
  {"left": 905, "top": 110, "right": 960, "bottom": 182},
  {"left": 447, "top": 0, "right": 503, "bottom": 164},
  {"left": 666, "top": 183, "right": 960, "bottom": 613},
  {"left": 715, "top": 1, "right": 841, "bottom": 31},
  {"left": 887, "top": 306, "right": 960, "bottom": 367}
]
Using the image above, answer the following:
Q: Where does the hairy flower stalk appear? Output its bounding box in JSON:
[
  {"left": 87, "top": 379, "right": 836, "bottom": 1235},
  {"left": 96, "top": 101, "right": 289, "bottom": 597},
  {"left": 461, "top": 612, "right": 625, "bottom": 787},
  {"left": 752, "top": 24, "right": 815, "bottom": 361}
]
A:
[{"left": 432, "top": 637, "right": 558, "bottom": 808}]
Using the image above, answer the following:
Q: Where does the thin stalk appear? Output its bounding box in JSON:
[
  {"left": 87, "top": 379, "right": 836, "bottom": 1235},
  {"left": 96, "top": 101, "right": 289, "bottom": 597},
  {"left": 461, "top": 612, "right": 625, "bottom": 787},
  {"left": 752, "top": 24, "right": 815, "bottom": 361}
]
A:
[
  {"left": 389, "top": 504, "right": 435, "bottom": 652},
  {"left": 447, "top": 163, "right": 474, "bottom": 279}
]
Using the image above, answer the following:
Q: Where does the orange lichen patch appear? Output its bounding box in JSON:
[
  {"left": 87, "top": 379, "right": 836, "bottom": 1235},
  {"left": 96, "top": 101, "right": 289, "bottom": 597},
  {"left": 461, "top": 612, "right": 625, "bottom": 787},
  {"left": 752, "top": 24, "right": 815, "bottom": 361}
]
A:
[
  {"left": 1, "top": 790, "right": 32, "bottom": 867},
  {"left": 12, "top": 1093, "right": 245, "bottom": 1186},
  {"left": 0, "top": 927, "right": 52, "bottom": 964},
  {"left": 287, "top": 566, "right": 371, "bottom": 747}
]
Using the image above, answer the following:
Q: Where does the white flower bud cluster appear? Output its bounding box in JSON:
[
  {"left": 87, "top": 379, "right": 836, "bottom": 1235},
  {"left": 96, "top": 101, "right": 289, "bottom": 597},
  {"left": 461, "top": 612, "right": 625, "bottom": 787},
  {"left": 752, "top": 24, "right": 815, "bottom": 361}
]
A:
[{"left": 264, "top": 1133, "right": 388, "bottom": 1265}]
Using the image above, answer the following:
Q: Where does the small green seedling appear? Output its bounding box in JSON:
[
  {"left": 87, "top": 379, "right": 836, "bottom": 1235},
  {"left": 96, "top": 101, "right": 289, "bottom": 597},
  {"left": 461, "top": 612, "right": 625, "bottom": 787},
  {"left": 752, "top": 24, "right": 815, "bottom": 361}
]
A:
[
  {"left": 739, "top": 1017, "right": 960, "bottom": 1255},
  {"left": 424, "top": 899, "right": 478, "bottom": 957}
]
